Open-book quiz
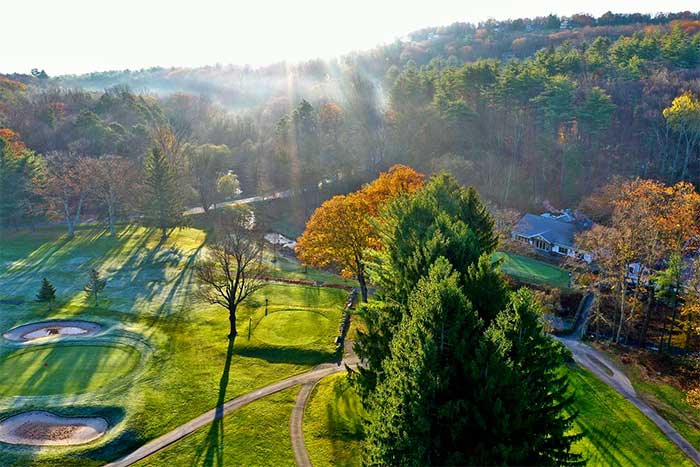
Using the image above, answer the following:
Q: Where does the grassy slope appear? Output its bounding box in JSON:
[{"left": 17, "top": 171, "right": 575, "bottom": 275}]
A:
[
  {"left": 134, "top": 387, "right": 298, "bottom": 467},
  {"left": 0, "top": 225, "right": 346, "bottom": 467},
  {"left": 567, "top": 365, "right": 693, "bottom": 466},
  {"left": 304, "top": 373, "right": 364, "bottom": 467},
  {"left": 598, "top": 346, "right": 700, "bottom": 450},
  {"left": 0, "top": 343, "right": 141, "bottom": 397},
  {"left": 300, "top": 366, "right": 693, "bottom": 467},
  {"left": 493, "top": 251, "right": 571, "bottom": 289},
  {"left": 265, "top": 252, "right": 356, "bottom": 287}
]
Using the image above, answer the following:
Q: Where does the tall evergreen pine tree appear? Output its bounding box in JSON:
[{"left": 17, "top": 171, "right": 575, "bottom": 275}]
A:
[
  {"left": 36, "top": 278, "right": 57, "bottom": 310},
  {"left": 143, "top": 146, "right": 183, "bottom": 239},
  {"left": 356, "top": 174, "right": 582, "bottom": 465},
  {"left": 84, "top": 268, "right": 107, "bottom": 305}
]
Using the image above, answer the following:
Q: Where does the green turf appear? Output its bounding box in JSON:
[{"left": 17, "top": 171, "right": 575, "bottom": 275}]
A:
[
  {"left": 0, "top": 225, "right": 347, "bottom": 467},
  {"left": 493, "top": 251, "right": 571, "bottom": 289},
  {"left": 265, "top": 252, "right": 356, "bottom": 286},
  {"left": 566, "top": 365, "right": 693, "bottom": 466},
  {"left": 254, "top": 310, "right": 332, "bottom": 346},
  {"left": 134, "top": 387, "right": 298, "bottom": 467},
  {"left": 0, "top": 343, "right": 141, "bottom": 397},
  {"left": 599, "top": 347, "right": 700, "bottom": 450},
  {"left": 303, "top": 373, "right": 365, "bottom": 467},
  {"left": 298, "top": 366, "right": 693, "bottom": 467}
]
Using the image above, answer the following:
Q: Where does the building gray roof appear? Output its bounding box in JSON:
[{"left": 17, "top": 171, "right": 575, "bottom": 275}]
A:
[{"left": 512, "top": 213, "right": 580, "bottom": 247}]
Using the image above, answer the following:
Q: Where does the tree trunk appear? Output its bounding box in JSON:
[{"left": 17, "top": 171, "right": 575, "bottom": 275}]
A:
[
  {"left": 616, "top": 282, "right": 626, "bottom": 343},
  {"left": 63, "top": 199, "right": 75, "bottom": 239},
  {"left": 67, "top": 219, "right": 76, "bottom": 239},
  {"left": 108, "top": 202, "right": 116, "bottom": 237},
  {"left": 639, "top": 295, "right": 654, "bottom": 348},
  {"left": 228, "top": 307, "right": 238, "bottom": 339},
  {"left": 667, "top": 306, "right": 678, "bottom": 350},
  {"left": 357, "top": 271, "right": 368, "bottom": 303}
]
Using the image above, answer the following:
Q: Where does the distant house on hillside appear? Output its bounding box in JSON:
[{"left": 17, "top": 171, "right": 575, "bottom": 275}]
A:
[{"left": 511, "top": 211, "right": 593, "bottom": 263}]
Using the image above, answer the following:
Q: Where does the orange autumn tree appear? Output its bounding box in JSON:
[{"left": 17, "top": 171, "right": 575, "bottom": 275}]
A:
[{"left": 296, "top": 165, "right": 424, "bottom": 301}]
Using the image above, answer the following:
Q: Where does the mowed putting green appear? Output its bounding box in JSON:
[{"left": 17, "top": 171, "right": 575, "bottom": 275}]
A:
[
  {"left": 254, "top": 309, "right": 332, "bottom": 346},
  {"left": 493, "top": 251, "right": 571, "bottom": 289},
  {"left": 0, "top": 343, "right": 141, "bottom": 397}
]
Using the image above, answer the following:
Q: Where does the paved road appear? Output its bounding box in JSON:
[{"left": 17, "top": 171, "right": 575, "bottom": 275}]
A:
[
  {"left": 104, "top": 361, "right": 351, "bottom": 467},
  {"left": 290, "top": 383, "right": 316, "bottom": 467},
  {"left": 183, "top": 190, "right": 293, "bottom": 216},
  {"left": 288, "top": 338, "right": 360, "bottom": 467},
  {"left": 558, "top": 336, "right": 700, "bottom": 465}
]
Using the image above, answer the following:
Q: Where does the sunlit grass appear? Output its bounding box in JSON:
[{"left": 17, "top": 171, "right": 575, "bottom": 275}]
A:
[
  {"left": 0, "top": 225, "right": 347, "bottom": 467},
  {"left": 0, "top": 343, "right": 141, "bottom": 397},
  {"left": 493, "top": 251, "right": 571, "bottom": 289},
  {"left": 298, "top": 366, "right": 695, "bottom": 467},
  {"left": 134, "top": 387, "right": 299, "bottom": 467},
  {"left": 303, "top": 373, "right": 364, "bottom": 467},
  {"left": 567, "top": 364, "right": 693, "bottom": 466},
  {"left": 598, "top": 346, "right": 700, "bottom": 450}
]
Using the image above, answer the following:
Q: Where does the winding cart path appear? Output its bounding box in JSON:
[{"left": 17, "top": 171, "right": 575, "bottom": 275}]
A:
[
  {"left": 104, "top": 361, "right": 352, "bottom": 467},
  {"left": 557, "top": 292, "right": 700, "bottom": 465}
]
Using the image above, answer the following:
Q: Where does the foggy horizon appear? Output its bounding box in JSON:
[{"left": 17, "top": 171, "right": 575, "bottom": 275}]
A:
[{"left": 4, "top": 0, "right": 700, "bottom": 76}]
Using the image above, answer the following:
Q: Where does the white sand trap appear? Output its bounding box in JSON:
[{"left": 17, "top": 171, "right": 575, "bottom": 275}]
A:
[
  {"left": 3, "top": 320, "right": 102, "bottom": 342},
  {"left": 0, "top": 411, "right": 108, "bottom": 446}
]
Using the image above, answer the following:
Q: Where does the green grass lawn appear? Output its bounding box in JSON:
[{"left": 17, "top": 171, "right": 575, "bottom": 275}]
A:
[
  {"left": 597, "top": 346, "right": 700, "bottom": 451},
  {"left": 304, "top": 373, "right": 364, "bottom": 467},
  {"left": 134, "top": 387, "right": 298, "bottom": 467},
  {"left": 254, "top": 310, "right": 332, "bottom": 347},
  {"left": 0, "top": 224, "right": 347, "bottom": 467},
  {"left": 493, "top": 251, "right": 571, "bottom": 289},
  {"left": 265, "top": 251, "right": 356, "bottom": 287},
  {"left": 0, "top": 342, "right": 141, "bottom": 397},
  {"left": 567, "top": 364, "right": 693, "bottom": 466},
  {"left": 296, "top": 365, "right": 693, "bottom": 467}
]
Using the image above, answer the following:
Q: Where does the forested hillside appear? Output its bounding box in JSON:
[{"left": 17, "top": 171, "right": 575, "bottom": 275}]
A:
[{"left": 2, "top": 10, "right": 700, "bottom": 230}]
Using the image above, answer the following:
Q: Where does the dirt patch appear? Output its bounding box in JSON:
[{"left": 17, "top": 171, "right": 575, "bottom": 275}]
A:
[
  {"left": 3, "top": 320, "right": 102, "bottom": 342},
  {"left": 0, "top": 411, "right": 107, "bottom": 446}
]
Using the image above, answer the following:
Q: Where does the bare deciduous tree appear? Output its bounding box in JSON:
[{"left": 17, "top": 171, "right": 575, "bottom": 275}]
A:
[
  {"left": 41, "top": 151, "right": 88, "bottom": 239},
  {"left": 82, "top": 155, "right": 135, "bottom": 236},
  {"left": 195, "top": 210, "right": 268, "bottom": 340}
]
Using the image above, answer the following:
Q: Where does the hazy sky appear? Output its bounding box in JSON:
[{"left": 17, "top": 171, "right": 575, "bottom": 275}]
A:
[{"left": 3, "top": 0, "right": 699, "bottom": 75}]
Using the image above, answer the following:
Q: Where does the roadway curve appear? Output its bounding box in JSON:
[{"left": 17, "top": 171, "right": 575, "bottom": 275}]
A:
[
  {"left": 104, "top": 362, "right": 351, "bottom": 467},
  {"left": 183, "top": 190, "right": 292, "bottom": 216},
  {"left": 557, "top": 293, "right": 700, "bottom": 465},
  {"left": 290, "top": 383, "right": 316, "bottom": 467}
]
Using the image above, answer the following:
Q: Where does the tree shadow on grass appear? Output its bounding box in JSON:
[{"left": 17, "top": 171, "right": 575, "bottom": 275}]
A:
[
  {"left": 235, "top": 345, "right": 334, "bottom": 366},
  {"left": 192, "top": 337, "right": 236, "bottom": 467}
]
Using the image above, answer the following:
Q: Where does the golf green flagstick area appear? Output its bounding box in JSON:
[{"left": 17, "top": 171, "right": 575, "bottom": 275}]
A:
[
  {"left": 0, "top": 225, "right": 345, "bottom": 466},
  {"left": 0, "top": 224, "right": 694, "bottom": 466},
  {"left": 493, "top": 251, "right": 572, "bottom": 289}
]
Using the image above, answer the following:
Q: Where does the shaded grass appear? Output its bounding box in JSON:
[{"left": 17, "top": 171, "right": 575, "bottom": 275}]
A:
[
  {"left": 134, "top": 387, "right": 299, "bottom": 467},
  {"left": 0, "top": 225, "right": 346, "bottom": 467},
  {"left": 567, "top": 364, "right": 693, "bottom": 466},
  {"left": 303, "top": 373, "right": 365, "bottom": 467},
  {"left": 493, "top": 251, "right": 571, "bottom": 289}
]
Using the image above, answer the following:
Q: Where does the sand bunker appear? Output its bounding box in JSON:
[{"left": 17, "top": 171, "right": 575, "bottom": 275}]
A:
[
  {"left": 0, "top": 411, "right": 107, "bottom": 446},
  {"left": 3, "top": 320, "right": 101, "bottom": 342}
]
